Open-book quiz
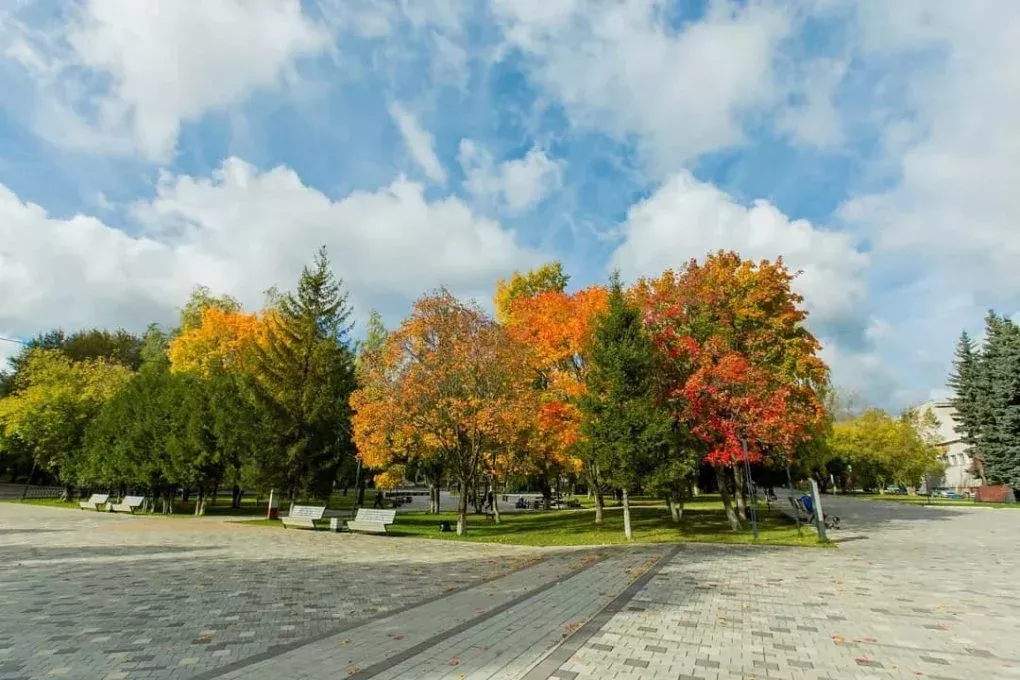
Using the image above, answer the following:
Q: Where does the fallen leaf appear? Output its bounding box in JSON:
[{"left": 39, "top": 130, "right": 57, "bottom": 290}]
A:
[{"left": 449, "top": 657, "right": 460, "bottom": 666}]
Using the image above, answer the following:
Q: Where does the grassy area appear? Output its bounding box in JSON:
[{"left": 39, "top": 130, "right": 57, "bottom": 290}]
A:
[
  {"left": 3, "top": 490, "right": 389, "bottom": 516},
  {"left": 240, "top": 495, "right": 827, "bottom": 548},
  {"left": 858, "top": 494, "right": 1020, "bottom": 509}
]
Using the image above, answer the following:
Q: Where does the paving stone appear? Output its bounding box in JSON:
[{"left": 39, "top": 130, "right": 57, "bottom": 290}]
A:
[
  {"left": 623, "top": 658, "right": 649, "bottom": 668},
  {"left": 921, "top": 655, "right": 951, "bottom": 665}
]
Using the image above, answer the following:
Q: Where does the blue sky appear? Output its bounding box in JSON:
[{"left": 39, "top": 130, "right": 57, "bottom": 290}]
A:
[{"left": 1, "top": 0, "right": 1018, "bottom": 410}]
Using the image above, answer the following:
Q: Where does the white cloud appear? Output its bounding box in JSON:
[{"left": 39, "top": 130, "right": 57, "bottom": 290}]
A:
[
  {"left": 0, "top": 158, "right": 537, "bottom": 339},
  {"left": 458, "top": 140, "right": 563, "bottom": 213},
  {"left": 611, "top": 171, "right": 868, "bottom": 324},
  {"left": 840, "top": 1, "right": 1020, "bottom": 294},
  {"left": 493, "top": 0, "right": 791, "bottom": 171},
  {"left": 2, "top": 0, "right": 329, "bottom": 161},
  {"left": 388, "top": 102, "right": 447, "bottom": 184},
  {"left": 777, "top": 58, "right": 848, "bottom": 147}
]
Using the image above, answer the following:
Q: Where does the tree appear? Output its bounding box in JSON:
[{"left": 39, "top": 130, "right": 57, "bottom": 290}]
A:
[
  {"left": 0, "top": 350, "right": 132, "bottom": 495},
  {"left": 1, "top": 328, "right": 142, "bottom": 397},
  {"left": 254, "top": 247, "right": 357, "bottom": 501},
  {"left": 493, "top": 262, "right": 569, "bottom": 324},
  {"left": 974, "top": 313, "right": 1020, "bottom": 488},
  {"left": 168, "top": 307, "right": 262, "bottom": 376},
  {"left": 580, "top": 273, "right": 674, "bottom": 539},
  {"left": 636, "top": 252, "right": 828, "bottom": 530},
  {"left": 947, "top": 331, "right": 986, "bottom": 483},
  {"left": 351, "top": 289, "right": 530, "bottom": 534},
  {"left": 504, "top": 286, "right": 609, "bottom": 518},
  {"left": 179, "top": 286, "right": 243, "bottom": 332},
  {"left": 828, "top": 408, "right": 943, "bottom": 490}
]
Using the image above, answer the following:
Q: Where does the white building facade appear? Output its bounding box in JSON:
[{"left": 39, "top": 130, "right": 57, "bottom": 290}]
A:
[{"left": 919, "top": 401, "right": 981, "bottom": 490}]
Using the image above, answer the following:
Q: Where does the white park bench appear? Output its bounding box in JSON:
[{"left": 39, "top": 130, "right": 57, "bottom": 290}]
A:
[
  {"left": 79, "top": 493, "right": 110, "bottom": 511},
  {"left": 111, "top": 495, "right": 145, "bottom": 513},
  {"left": 346, "top": 508, "right": 397, "bottom": 534},
  {"left": 281, "top": 505, "right": 326, "bottom": 529}
]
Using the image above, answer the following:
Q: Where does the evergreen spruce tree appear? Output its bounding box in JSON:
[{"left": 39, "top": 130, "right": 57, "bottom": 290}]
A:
[
  {"left": 579, "top": 272, "right": 673, "bottom": 539},
  {"left": 255, "top": 246, "right": 358, "bottom": 501},
  {"left": 973, "top": 312, "right": 1020, "bottom": 488},
  {"left": 947, "top": 331, "right": 986, "bottom": 483}
]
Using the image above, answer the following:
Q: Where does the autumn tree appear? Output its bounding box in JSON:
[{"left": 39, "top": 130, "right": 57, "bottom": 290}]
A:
[
  {"left": 494, "top": 262, "right": 570, "bottom": 323},
  {"left": 580, "top": 274, "right": 674, "bottom": 539},
  {"left": 179, "top": 286, "right": 243, "bottom": 332},
  {"left": 351, "top": 289, "right": 530, "bottom": 534},
  {"left": 168, "top": 307, "right": 262, "bottom": 376},
  {"left": 0, "top": 350, "right": 132, "bottom": 497},
  {"left": 254, "top": 247, "right": 357, "bottom": 501},
  {"left": 828, "top": 408, "right": 944, "bottom": 490},
  {"left": 505, "top": 286, "right": 609, "bottom": 518},
  {"left": 637, "top": 252, "right": 828, "bottom": 531}
]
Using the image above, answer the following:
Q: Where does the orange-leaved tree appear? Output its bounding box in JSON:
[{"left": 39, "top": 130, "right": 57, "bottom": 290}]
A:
[
  {"left": 350, "top": 289, "right": 532, "bottom": 534},
  {"left": 636, "top": 251, "right": 828, "bottom": 530},
  {"left": 505, "top": 286, "right": 609, "bottom": 520},
  {"left": 493, "top": 261, "right": 570, "bottom": 324},
  {"left": 167, "top": 307, "right": 263, "bottom": 377}
]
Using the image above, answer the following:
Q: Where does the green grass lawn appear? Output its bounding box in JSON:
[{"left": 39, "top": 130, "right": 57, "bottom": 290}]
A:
[
  {"left": 240, "top": 495, "right": 827, "bottom": 548},
  {"left": 857, "top": 494, "right": 1020, "bottom": 509},
  {"left": 4, "top": 490, "right": 389, "bottom": 516}
]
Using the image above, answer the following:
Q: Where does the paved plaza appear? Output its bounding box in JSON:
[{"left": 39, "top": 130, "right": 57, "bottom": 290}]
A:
[{"left": 1, "top": 498, "right": 1018, "bottom": 679}]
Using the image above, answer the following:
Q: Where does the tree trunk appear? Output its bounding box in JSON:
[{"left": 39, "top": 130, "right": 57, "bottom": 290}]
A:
[
  {"left": 428, "top": 484, "right": 439, "bottom": 514},
  {"left": 622, "top": 488, "right": 632, "bottom": 540},
  {"left": 357, "top": 479, "right": 366, "bottom": 507},
  {"left": 667, "top": 491, "right": 683, "bottom": 523},
  {"left": 593, "top": 487, "right": 605, "bottom": 524},
  {"left": 456, "top": 481, "right": 469, "bottom": 536},
  {"left": 60, "top": 485, "right": 72, "bottom": 502},
  {"left": 194, "top": 488, "right": 206, "bottom": 516},
  {"left": 733, "top": 467, "right": 746, "bottom": 517},
  {"left": 716, "top": 465, "right": 741, "bottom": 531},
  {"left": 538, "top": 477, "right": 553, "bottom": 510},
  {"left": 490, "top": 476, "right": 501, "bottom": 525},
  {"left": 232, "top": 484, "right": 241, "bottom": 509}
]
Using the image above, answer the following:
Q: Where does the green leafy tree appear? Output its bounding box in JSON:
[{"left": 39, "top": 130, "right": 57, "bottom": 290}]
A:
[
  {"left": 254, "top": 246, "right": 358, "bottom": 501},
  {"left": 579, "top": 273, "right": 674, "bottom": 539},
  {"left": 179, "top": 286, "right": 243, "bottom": 332},
  {"left": 0, "top": 350, "right": 132, "bottom": 496},
  {"left": 829, "top": 408, "right": 943, "bottom": 490}
]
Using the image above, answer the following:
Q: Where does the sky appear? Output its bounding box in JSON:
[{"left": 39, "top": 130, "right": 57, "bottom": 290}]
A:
[{"left": 0, "top": 0, "right": 1017, "bottom": 410}]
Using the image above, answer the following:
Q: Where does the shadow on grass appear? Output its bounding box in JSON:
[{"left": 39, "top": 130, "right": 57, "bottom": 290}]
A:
[{"left": 385, "top": 503, "right": 823, "bottom": 548}]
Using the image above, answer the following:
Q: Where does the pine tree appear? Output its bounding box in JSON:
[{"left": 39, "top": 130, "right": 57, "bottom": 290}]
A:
[
  {"left": 255, "top": 246, "right": 358, "bottom": 500},
  {"left": 947, "top": 331, "right": 986, "bottom": 483},
  {"left": 973, "top": 312, "right": 1020, "bottom": 488},
  {"left": 579, "top": 272, "right": 673, "bottom": 539}
]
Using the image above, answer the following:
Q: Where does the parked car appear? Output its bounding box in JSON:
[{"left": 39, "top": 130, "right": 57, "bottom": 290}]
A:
[
  {"left": 883, "top": 485, "right": 907, "bottom": 495},
  {"left": 931, "top": 487, "right": 963, "bottom": 499}
]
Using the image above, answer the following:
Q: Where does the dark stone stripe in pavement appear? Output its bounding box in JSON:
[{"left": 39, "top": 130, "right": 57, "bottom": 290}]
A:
[
  {"left": 344, "top": 553, "right": 611, "bottom": 679},
  {"left": 192, "top": 556, "right": 553, "bottom": 680},
  {"left": 519, "top": 544, "right": 682, "bottom": 680}
]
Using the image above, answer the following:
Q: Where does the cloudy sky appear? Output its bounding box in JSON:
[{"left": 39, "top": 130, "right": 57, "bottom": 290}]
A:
[{"left": 0, "top": 0, "right": 1016, "bottom": 409}]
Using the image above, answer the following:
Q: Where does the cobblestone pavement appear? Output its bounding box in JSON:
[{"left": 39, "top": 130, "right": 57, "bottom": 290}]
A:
[
  {"left": 549, "top": 497, "right": 1020, "bottom": 680},
  {"left": 2, "top": 498, "right": 1019, "bottom": 680},
  {"left": 0, "top": 504, "right": 541, "bottom": 679}
]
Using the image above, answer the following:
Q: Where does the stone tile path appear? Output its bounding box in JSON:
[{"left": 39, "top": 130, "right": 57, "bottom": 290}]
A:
[
  {"left": 2, "top": 496, "right": 1019, "bottom": 679},
  {"left": 546, "top": 497, "right": 1020, "bottom": 680}
]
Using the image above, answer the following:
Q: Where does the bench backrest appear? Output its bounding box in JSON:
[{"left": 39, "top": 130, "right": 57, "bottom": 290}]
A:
[
  {"left": 89, "top": 493, "right": 110, "bottom": 504},
  {"left": 289, "top": 505, "right": 326, "bottom": 520},
  {"left": 122, "top": 495, "right": 145, "bottom": 507},
  {"left": 354, "top": 508, "right": 396, "bottom": 524}
]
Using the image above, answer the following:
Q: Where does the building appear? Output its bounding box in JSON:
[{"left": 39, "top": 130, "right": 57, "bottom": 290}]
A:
[{"left": 918, "top": 401, "right": 981, "bottom": 490}]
